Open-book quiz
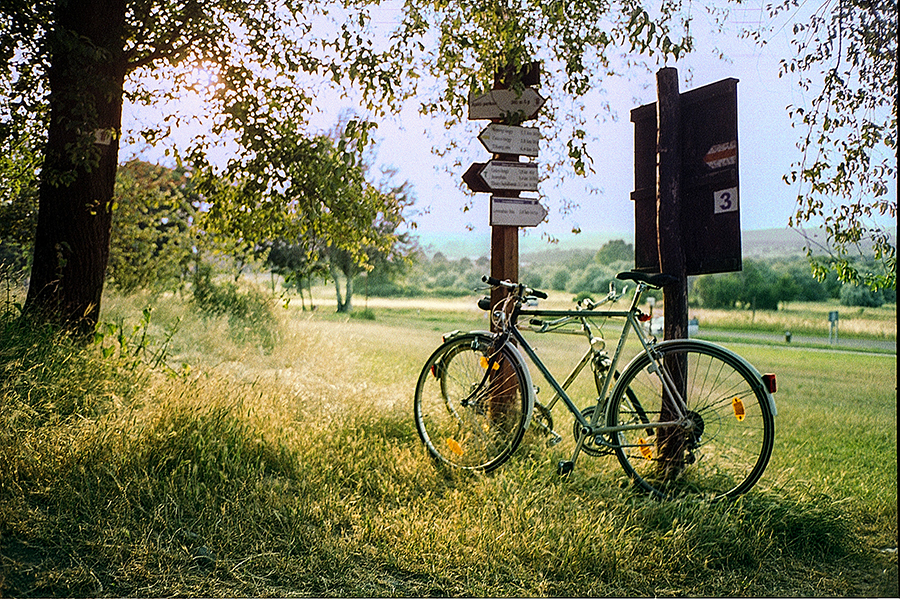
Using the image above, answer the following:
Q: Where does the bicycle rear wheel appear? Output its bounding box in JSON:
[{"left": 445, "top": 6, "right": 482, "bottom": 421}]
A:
[
  {"left": 414, "top": 334, "right": 532, "bottom": 472},
  {"left": 607, "top": 340, "right": 775, "bottom": 500}
]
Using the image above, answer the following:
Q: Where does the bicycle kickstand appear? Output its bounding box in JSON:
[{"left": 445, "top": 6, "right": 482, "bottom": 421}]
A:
[{"left": 557, "top": 425, "right": 591, "bottom": 476}]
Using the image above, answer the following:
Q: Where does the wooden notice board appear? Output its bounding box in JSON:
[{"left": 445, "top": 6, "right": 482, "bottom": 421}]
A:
[{"left": 631, "top": 78, "right": 742, "bottom": 275}]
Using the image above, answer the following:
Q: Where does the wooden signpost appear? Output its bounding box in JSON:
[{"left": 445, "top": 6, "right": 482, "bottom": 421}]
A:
[
  {"left": 630, "top": 68, "right": 743, "bottom": 474},
  {"left": 463, "top": 63, "right": 546, "bottom": 330}
]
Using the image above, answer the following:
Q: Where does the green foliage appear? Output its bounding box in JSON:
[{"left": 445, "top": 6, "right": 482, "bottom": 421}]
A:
[
  {"left": 107, "top": 160, "right": 197, "bottom": 295},
  {"left": 840, "top": 284, "right": 886, "bottom": 308},
  {"left": 694, "top": 260, "right": 801, "bottom": 310},
  {"left": 0, "top": 115, "right": 42, "bottom": 273},
  {"left": 594, "top": 239, "right": 633, "bottom": 264},
  {"left": 756, "top": 0, "right": 897, "bottom": 290},
  {"left": 190, "top": 264, "right": 278, "bottom": 351},
  {"left": 264, "top": 239, "right": 327, "bottom": 293},
  {"left": 197, "top": 120, "right": 416, "bottom": 310},
  {"left": 695, "top": 255, "right": 897, "bottom": 311},
  {"left": 384, "top": 0, "right": 695, "bottom": 171}
]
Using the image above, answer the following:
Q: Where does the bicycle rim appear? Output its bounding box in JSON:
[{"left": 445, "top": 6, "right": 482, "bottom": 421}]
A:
[
  {"left": 608, "top": 340, "right": 774, "bottom": 500},
  {"left": 414, "top": 335, "right": 530, "bottom": 472}
]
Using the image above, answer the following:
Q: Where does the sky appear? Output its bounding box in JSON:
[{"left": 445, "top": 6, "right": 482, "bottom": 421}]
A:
[
  {"left": 299, "top": 24, "right": 821, "bottom": 250},
  {"left": 123, "top": 3, "right": 896, "bottom": 256}
]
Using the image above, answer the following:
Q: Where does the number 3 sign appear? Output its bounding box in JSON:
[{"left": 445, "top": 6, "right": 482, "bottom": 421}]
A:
[{"left": 714, "top": 187, "right": 739, "bottom": 214}]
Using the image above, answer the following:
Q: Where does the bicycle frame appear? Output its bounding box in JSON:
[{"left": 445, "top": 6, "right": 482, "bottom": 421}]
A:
[
  {"left": 497, "top": 282, "right": 689, "bottom": 443},
  {"left": 519, "top": 298, "right": 613, "bottom": 416}
]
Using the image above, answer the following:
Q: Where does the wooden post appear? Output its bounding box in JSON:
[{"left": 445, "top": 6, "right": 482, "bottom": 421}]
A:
[
  {"left": 487, "top": 62, "right": 539, "bottom": 421},
  {"left": 656, "top": 67, "right": 688, "bottom": 475},
  {"left": 488, "top": 63, "right": 537, "bottom": 328},
  {"left": 656, "top": 67, "right": 688, "bottom": 340}
]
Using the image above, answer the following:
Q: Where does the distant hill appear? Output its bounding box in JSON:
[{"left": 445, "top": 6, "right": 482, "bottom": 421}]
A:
[
  {"left": 743, "top": 227, "right": 897, "bottom": 259},
  {"left": 415, "top": 230, "right": 624, "bottom": 260},
  {"left": 416, "top": 227, "right": 896, "bottom": 262}
]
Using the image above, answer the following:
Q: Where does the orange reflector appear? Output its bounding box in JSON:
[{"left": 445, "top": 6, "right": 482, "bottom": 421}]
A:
[
  {"left": 480, "top": 356, "right": 499, "bottom": 370},
  {"left": 732, "top": 397, "right": 746, "bottom": 421},
  {"left": 638, "top": 438, "right": 653, "bottom": 460},
  {"left": 762, "top": 373, "right": 777, "bottom": 393},
  {"left": 447, "top": 438, "right": 464, "bottom": 456}
]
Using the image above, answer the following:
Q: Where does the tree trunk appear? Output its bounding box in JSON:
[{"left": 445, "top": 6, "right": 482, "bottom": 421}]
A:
[
  {"left": 330, "top": 264, "right": 346, "bottom": 312},
  {"left": 343, "top": 274, "right": 353, "bottom": 313},
  {"left": 23, "top": 0, "right": 127, "bottom": 336}
]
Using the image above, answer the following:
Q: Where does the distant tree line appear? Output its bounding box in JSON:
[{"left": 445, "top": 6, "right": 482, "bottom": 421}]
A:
[{"left": 382, "top": 240, "right": 895, "bottom": 309}]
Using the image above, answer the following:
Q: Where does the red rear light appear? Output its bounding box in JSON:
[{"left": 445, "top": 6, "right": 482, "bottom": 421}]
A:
[
  {"left": 762, "top": 373, "right": 777, "bottom": 393},
  {"left": 638, "top": 313, "right": 652, "bottom": 322}
]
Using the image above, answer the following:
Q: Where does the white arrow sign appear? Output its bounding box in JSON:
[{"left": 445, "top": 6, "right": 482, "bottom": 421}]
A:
[
  {"left": 479, "top": 160, "right": 539, "bottom": 192},
  {"left": 478, "top": 124, "right": 540, "bottom": 157},
  {"left": 468, "top": 88, "right": 546, "bottom": 121},
  {"left": 490, "top": 197, "right": 548, "bottom": 227}
]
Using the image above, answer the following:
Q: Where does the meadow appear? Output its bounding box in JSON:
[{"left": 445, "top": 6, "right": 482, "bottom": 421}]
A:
[{"left": 0, "top": 287, "right": 896, "bottom": 597}]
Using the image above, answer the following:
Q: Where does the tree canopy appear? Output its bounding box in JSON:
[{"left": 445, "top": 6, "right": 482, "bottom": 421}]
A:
[
  {"left": 1, "top": 0, "right": 894, "bottom": 333},
  {"left": 751, "top": 0, "right": 896, "bottom": 290}
]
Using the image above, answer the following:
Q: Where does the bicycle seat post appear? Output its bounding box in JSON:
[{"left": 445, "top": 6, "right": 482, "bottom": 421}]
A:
[{"left": 629, "top": 281, "right": 648, "bottom": 313}]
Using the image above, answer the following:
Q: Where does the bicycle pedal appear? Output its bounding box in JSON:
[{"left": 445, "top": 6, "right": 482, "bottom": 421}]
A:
[
  {"left": 557, "top": 460, "right": 575, "bottom": 476},
  {"left": 546, "top": 433, "right": 563, "bottom": 447}
]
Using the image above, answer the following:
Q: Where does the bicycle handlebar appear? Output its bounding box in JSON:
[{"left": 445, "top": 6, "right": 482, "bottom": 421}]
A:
[{"left": 482, "top": 275, "right": 549, "bottom": 300}]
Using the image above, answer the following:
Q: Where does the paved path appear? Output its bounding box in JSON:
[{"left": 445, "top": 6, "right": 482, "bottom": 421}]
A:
[{"left": 694, "top": 329, "right": 896, "bottom": 354}]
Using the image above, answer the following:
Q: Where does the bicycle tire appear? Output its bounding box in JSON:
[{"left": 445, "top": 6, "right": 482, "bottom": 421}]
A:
[
  {"left": 607, "top": 340, "right": 775, "bottom": 500},
  {"left": 414, "top": 333, "right": 532, "bottom": 472}
]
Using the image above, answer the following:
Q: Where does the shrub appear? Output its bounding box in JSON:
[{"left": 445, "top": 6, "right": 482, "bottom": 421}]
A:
[
  {"left": 840, "top": 284, "right": 885, "bottom": 308},
  {"left": 190, "top": 265, "right": 278, "bottom": 350}
]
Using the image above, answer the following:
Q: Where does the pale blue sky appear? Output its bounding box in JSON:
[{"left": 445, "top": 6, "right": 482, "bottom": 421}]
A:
[{"left": 361, "top": 33, "right": 826, "bottom": 242}]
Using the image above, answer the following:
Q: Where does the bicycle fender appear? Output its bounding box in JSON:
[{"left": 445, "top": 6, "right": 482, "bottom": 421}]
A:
[
  {"left": 439, "top": 330, "right": 536, "bottom": 428},
  {"left": 503, "top": 341, "right": 536, "bottom": 429}
]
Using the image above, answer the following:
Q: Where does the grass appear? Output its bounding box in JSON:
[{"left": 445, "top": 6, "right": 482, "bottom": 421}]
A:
[
  {"left": 691, "top": 301, "right": 897, "bottom": 340},
  {"left": 0, "top": 287, "right": 897, "bottom": 596},
  {"left": 318, "top": 284, "right": 897, "bottom": 340}
]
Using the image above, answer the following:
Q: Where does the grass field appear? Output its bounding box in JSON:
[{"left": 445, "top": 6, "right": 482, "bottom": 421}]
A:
[{"left": 1, "top": 288, "right": 896, "bottom": 596}]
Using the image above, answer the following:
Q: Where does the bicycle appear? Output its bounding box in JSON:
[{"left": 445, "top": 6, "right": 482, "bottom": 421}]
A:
[{"left": 413, "top": 271, "right": 778, "bottom": 500}]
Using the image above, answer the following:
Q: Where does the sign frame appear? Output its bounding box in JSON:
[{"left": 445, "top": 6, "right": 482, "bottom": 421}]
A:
[{"left": 630, "top": 77, "right": 742, "bottom": 276}]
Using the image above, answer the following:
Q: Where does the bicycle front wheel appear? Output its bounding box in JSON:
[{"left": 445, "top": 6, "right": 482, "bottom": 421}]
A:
[
  {"left": 414, "top": 334, "right": 531, "bottom": 472},
  {"left": 607, "top": 340, "right": 775, "bottom": 500}
]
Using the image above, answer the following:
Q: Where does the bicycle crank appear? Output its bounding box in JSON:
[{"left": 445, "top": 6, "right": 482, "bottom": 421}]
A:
[{"left": 573, "top": 405, "right": 614, "bottom": 457}]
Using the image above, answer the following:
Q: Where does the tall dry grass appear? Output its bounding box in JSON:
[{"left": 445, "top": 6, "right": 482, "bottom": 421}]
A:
[{"left": 1, "top": 288, "right": 896, "bottom": 596}]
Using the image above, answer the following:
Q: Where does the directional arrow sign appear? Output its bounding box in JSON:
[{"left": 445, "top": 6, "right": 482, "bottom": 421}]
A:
[
  {"left": 468, "top": 88, "right": 546, "bottom": 121},
  {"left": 478, "top": 124, "right": 540, "bottom": 157},
  {"left": 480, "top": 160, "right": 539, "bottom": 191},
  {"left": 490, "top": 197, "right": 548, "bottom": 227},
  {"left": 463, "top": 160, "right": 539, "bottom": 193},
  {"left": 462, "top": 162, "right": 490, "bottom": 193}
]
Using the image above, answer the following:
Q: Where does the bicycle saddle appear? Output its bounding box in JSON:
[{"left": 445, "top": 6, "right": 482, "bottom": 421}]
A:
[{"left": 616, "top": 271, "right": 679, "bottom": 288}]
